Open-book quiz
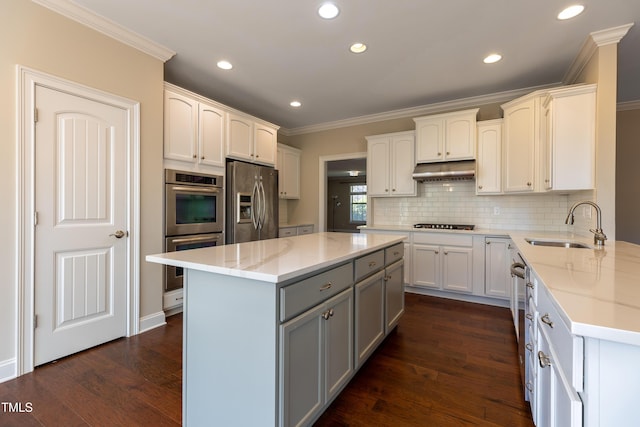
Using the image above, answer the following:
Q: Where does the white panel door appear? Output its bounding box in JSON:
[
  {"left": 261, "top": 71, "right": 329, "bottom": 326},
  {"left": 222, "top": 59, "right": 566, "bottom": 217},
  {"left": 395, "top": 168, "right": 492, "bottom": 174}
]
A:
[{"left": 34, "top": 85, "right": 129, "bottom": 366}]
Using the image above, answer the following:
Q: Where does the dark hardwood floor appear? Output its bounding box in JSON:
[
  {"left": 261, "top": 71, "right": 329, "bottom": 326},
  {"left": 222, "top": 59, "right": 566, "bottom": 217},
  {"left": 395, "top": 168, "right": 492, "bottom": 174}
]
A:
[{"left": 0, "top": 294, "right": 533, "bottom": 426}]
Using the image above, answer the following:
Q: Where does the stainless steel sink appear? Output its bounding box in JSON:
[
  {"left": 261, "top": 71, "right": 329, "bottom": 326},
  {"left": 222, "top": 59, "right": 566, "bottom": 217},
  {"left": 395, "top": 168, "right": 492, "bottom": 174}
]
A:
[{"left": 525, "top": 238, "right": 591, "bottom": 249}]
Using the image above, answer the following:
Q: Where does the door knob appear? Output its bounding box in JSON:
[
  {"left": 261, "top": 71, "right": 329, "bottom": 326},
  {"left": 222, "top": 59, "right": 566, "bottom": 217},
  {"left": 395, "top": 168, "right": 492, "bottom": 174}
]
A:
[{"left": 110, "top": 230, "right": 127, "bottom": 238}]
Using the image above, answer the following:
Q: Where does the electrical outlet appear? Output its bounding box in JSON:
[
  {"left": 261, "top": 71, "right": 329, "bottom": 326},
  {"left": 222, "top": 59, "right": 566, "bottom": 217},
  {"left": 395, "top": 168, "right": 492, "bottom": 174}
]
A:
[
  {"left": 583, "top": 206, "right": 592, "bottom": 219},
  {"left": 493, "top": 206, "right": 500, "bottom": 216}
]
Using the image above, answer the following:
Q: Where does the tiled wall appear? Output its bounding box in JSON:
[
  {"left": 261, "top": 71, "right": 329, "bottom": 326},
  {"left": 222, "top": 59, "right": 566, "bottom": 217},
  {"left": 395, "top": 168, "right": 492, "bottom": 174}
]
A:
[{"left": 371, "top": 180, "right": 596, "bottom": 234}]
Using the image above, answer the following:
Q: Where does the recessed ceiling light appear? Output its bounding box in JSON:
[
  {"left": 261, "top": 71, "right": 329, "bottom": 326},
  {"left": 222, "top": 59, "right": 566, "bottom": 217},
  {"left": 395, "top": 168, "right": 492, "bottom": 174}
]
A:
[
  {"left": 217, "top": 60, "right": 233, "bottom": 70},
  {"left": 350, "top": 43, "right": 367, "bottom": 54},
  {"left": 290, "top": 101, "right": 302, "bottom": 108},
  {"left": 318, "top": 2, "right": 339, "bottom": 19},
  {"left": 483, "top": 53, "right": 502, "bottom": 64},
  {"left": 557, "top": 5, "right": 585, "bottom": 20}
]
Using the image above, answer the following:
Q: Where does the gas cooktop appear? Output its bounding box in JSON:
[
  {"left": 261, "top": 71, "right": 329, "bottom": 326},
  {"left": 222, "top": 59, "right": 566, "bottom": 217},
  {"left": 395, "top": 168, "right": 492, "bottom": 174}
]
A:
[{"left": 413, "top": 223, "right": 475, "bottom": 230}]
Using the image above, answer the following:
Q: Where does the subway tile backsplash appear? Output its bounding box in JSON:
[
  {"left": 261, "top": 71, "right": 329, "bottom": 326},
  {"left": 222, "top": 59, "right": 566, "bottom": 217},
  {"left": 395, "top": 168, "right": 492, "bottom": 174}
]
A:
[{"left": 371, "top": 180, "right": 595, "bottom": 234}]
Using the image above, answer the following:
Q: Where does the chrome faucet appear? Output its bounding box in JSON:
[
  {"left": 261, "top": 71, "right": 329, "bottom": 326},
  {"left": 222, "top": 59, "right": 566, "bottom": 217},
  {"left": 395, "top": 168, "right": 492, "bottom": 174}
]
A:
[{"left": 565, "top": 201, "right": 607, "bottom": 246}]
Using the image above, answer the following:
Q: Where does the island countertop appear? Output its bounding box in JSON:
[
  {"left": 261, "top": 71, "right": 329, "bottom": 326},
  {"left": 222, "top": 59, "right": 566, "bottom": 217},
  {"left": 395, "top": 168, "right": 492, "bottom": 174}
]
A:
[{"left": 146, "top": 232, "right": 406, "bottom": 283}]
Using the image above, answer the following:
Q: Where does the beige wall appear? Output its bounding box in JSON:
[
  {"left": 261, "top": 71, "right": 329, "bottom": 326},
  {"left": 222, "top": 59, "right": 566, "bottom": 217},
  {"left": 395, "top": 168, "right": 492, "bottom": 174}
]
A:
[
  {"left": 616, "top": 108, "right": 640, "bottom": 244},
  {"left": 0, "top": 0, "right": 165, "bottom": 365}
]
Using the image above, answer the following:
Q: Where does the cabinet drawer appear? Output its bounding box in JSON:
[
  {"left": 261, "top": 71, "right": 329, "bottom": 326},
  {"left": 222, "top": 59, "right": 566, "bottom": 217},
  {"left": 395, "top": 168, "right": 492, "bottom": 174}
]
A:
[
  {"left": 537, "top": 284, "right": 584, "bottom": 391},
  {"left": 354, "top": 250, "right": 384, "bottom": 282},
  {"left": 279, "top": 227, "right": 296, "bottom": 237},
  {"left": 297, "top": 225, "right": 313, "bottom": 235},
  {"left": 413, "top": 232, "right": 473, "bottom": 247},
  {"left": 384, "top": 243, "right": 404, "bottom": 266},
  {"left": 280, "top": 262, "right": 353, "bottom": 322}
]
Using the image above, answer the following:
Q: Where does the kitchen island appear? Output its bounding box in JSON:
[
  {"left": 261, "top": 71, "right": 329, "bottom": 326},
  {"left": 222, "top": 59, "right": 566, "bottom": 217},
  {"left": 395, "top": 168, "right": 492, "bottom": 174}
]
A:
[{"left": 146, "top": 232, "right": 406, "bottom": 427}]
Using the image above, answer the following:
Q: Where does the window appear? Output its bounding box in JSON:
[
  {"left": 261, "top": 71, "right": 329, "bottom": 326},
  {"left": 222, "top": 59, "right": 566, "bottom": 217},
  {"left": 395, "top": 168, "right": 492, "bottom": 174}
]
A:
[{"left": 350, "top": 184, "right": 367, "bottom": 223}]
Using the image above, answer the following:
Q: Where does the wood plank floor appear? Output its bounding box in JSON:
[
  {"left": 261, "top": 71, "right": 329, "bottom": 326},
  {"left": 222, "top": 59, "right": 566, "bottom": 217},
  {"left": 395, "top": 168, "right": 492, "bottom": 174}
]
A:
[{"left": 0, "top": 294, "right": 533, "bottom": 426}]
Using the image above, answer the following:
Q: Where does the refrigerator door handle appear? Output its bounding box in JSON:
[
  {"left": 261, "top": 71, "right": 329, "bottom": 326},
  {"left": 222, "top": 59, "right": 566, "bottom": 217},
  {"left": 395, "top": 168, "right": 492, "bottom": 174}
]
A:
[
  {"left": 259, "top": 180, "right": 267, "bottom": 229},
  {"left": 251, "top": 179, "right": 260, "bottom": 230}
]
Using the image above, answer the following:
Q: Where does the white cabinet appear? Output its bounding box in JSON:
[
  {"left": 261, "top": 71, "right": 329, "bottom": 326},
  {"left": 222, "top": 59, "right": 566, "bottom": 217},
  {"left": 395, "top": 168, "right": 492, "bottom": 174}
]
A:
[
  {"left": 164, "top": 88, "right": 225, "bottom": 168},
  {"left": 227, "top": 112, "right": 278, "bottom": 166},
  {"left": 277, "top": 144, "right": 301, "bottom": 199},
  {"left": 413, "top": 108, "right": 479, "bottom": 163},
  {"left": 412, "top": 233, "right": 473, "bottom": 294},
  {"left": 501, "top": 93, "right": 542, "bottom": 193},
  {"left": 541, "top": 84, "right": 596, "bottom": 191},
  {"left": 366, "top": 131, "right": 416, "bottom": 197},
  {"left": 279, "top": 287, "right": 353, "bottom": 427},
  {"left": 484, "top": 237, "right": 512, "bottom": 299},
  {"left": 476, "top": 119, "right": 503, "bottom": 194}
]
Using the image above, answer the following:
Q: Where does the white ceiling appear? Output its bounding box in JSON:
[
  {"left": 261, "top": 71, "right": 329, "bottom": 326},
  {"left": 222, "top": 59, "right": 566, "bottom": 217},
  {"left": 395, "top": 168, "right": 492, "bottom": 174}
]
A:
[{"left": 69, "top": 0, "right": 640, "bottom": 133}]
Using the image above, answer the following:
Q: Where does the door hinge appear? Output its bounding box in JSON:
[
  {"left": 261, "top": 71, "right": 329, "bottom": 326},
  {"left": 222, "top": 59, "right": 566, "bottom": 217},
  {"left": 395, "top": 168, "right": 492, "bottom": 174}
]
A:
[
  {"left": 34, "top": 211, "right": 38, "bottom": 226},
  {"left": 34, "top": 314, "right": 38, "bottom": 329},
  {"left": 34, "top": 108, "right": 38, "bottom": 123}
]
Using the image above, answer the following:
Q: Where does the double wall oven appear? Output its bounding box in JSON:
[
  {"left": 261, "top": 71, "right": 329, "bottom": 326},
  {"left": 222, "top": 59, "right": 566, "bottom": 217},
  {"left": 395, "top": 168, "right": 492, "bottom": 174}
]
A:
[{"left": 165, "top": 169, "right": 223, "bottom": 292}]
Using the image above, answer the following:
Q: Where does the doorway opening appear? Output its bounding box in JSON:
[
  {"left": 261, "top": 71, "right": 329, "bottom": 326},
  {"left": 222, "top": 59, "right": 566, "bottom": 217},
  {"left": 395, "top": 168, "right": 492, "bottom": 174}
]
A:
[{"left": 325, "top": 157, "right": 367, "bottom": 232}]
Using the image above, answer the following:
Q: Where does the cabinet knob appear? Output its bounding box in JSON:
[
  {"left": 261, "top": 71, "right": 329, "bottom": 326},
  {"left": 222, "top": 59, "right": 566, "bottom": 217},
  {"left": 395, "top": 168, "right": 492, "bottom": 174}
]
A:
[
  {"left": 437, "top": 152, "right": 442, "bottom": 156},
  {"left": 486, "top": 241, "right": 490, "bottom": 245},
  {"left": 478, "top": 185, "right": 483, "bottom": 190},
  {"left": 446, "top": 152, "right": 450, "bottom": 155},
  {"left": 385, "top": 189, "right": 389, "bottom": 192},
  {"left": 525, "top": 343, "right": 533, "bottom": 352},
  {"left": 392, "top": 188, "right": 396, "bottom": 192},
  {"left": 444, "top": 251, "right": 448, "bottom": 255},
  {"left": 435, "top": 251, "right": 439, "bottom": 254},
  {"left": 201, "top": 156, "right": 205, "bottom": 160},
  {"left": 527, "top": 182, "right": 532, "bottom": 187},
  {"left": 193, "top": 154, "right": 197, "bottom": 159}
]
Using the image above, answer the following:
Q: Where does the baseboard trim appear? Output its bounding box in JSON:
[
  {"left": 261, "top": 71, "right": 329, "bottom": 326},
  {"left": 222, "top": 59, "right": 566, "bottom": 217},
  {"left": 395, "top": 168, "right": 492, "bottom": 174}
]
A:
[
  {"left": 405, "top": 286, "right": 510, "bottom": 308},
  {"left": 0, "top": 358, "right": 17, "bottom": 384},
  {"left": 138, "top": 311, "right": 166, "bottom": 334}
]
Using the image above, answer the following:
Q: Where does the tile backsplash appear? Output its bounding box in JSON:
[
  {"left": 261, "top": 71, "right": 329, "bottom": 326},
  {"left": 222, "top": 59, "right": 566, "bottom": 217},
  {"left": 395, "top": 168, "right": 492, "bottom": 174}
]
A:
[{"left": 371, "top": 180, "right": 595, "bottom": 234}]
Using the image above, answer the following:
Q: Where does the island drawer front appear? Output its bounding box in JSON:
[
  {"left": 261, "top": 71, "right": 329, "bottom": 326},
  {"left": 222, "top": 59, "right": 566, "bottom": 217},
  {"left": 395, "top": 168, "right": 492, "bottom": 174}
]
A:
[
  {"left": 279, "top": 227, "right": 296, "bottom": 237},
  {"left": 354, "top": 250, "right": 385, "bottom": 282},
  {"left": 280, "top": 262, "right": 353, "bottom": 322},
  {"left": 537, "top": 283, "right": 584, "bottom": 391},
  {"left": 385, "top": 243, "right": 404, "bottom": 266},
  {"left": 297, "top": 225, "right": 314, "bottom": 235}
]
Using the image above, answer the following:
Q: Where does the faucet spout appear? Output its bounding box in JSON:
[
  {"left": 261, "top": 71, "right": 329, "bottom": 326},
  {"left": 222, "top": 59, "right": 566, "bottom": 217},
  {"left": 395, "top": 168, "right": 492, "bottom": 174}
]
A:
[{"left": 565, "top": 201, "right": 607, "bottom": 246}]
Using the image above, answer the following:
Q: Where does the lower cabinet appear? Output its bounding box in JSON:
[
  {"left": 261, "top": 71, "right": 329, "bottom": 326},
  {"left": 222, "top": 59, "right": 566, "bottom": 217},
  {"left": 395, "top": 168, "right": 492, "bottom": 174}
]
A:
[
  {"left": 354, "top": 271, "right": 386, "bottom": 367},
  {"left": 385, "top": 260, "right": 405, "bottom": 333},
  {"left": 412, "top": 235, "right": 473, "bottom": 294},
  {"left": 484, "top": 237, "right": 512, "bottom": 299},
  {"left": 279, "top": 288, "right": 353, "bottom": 427}
]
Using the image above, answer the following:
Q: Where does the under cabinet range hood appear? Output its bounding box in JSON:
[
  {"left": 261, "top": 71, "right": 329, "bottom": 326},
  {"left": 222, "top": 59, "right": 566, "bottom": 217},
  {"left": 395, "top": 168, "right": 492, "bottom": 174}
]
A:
[{"left": 412, "top": 159, "right": 476, "bottom": 182}]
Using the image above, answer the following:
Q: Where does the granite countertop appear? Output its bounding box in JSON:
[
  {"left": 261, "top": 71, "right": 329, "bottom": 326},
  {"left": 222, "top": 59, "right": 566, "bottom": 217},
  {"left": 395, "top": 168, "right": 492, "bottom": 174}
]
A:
[
  {"left": 146, "top": 232, "right": 406, "bottom": 284},
  {"left": 509, "top": 231, "right": 640, "bottom": 346}
]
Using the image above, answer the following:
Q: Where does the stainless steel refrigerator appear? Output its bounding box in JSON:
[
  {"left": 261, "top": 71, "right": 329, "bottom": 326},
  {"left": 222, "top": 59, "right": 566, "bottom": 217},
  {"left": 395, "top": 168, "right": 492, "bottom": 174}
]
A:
[{"left": 225, "top": 160, "right": 279, "bottom": 244}]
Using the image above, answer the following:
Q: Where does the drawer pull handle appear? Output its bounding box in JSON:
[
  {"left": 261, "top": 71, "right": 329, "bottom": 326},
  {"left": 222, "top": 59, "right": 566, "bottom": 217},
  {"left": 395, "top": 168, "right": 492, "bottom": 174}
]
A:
[
  {"left": 525, "top": 343, "right": 533, "bottom": 352},
  {"left": 538, "top": 351, "right": 552, "bottom": 368},
  {"left": 526, "top": 382, "right": 534, "bottom": 392},
  {"left": 393, "top": 251, "right": 400, "bottom": 256},
  {"left": 322, "top": 309, "right": 335, "bottom": 320},
  {"left": 526, "top": 282, "right": 534, "bottom": 289},
  {"left": 525, "top": 313, "right": 533, "bottom": 321},
  {"left": 541, "top": 314, "right": 554, "bottom": 328},
  {"left": 368, "top": 261, "right": 377, "bottom": 267},
  {"left": 319, "top": 283, "right": 332, "bottom": 291}
]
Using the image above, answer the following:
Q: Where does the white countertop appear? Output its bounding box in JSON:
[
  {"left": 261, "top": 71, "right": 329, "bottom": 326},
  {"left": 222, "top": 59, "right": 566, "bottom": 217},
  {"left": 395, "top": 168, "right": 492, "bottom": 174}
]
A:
[
  {"left": 146, "top": 232, "right": 406, "bottom": 283},
  {"left": 509, "top": 231, "right": 640, "bottom": 346}
]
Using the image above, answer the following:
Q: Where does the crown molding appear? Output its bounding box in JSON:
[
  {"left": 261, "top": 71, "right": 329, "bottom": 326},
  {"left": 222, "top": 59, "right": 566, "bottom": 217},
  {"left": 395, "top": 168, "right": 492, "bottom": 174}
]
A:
[
  {"left": 32, "top": 0, "right": 175, "bottom": 62},
  {"left": 563, "top": 23, "right": 634, "bottom": 85},
  {"left": 280, "top": 83, "right": 559, "bottom": 136}
]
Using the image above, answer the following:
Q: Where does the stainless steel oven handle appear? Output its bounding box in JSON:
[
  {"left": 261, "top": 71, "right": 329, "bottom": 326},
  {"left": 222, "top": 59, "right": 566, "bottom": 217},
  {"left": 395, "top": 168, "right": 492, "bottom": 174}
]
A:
[
  {"left": 170, "top": 235, "right": 222, "bottom": 244},
  {"left": 510, "top": 262, "right": 525, "bottom": 279},
  {"left": 171, "top": 185, "right": 221, "bottom": 194}
]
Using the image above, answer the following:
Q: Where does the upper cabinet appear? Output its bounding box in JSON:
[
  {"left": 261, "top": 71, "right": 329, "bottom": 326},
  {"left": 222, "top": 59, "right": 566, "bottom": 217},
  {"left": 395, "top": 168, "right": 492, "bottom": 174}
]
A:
[
  {"left": 164, "top": 89, "right": 225, "bottom": 168},
  {"left": 501, "top": 84, "right": 596, "bottom": 193},
  {"left": 366, "top": 131, "right": 416, "bottom": 197},
  {"left": 227, "top": 113, "right": 278, "bottom": 166},
  {"left": 413, "top": 108, "right": 479, "bottom": 163},
  {"left": 542, "top": 84, "right": 596, "bottom": 191},
  {"left": 163, "top": 83, "right": 280, "bottom": 170},
  {"left": 476, "top": 119, "right": 503, "bottom": 195},
  {"left": 277, "top": 143, "right": 301, "bottom": 199},
  {"left": 501, "top": 93, "right": 541, "bottom": 193}
]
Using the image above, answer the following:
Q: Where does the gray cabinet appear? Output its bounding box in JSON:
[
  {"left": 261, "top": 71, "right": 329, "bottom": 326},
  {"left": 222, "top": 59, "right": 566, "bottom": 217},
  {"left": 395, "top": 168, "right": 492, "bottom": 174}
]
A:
[
  {"left": 385, "top": 259, "right": 405, "bottom": 333},
  {"left": 279, "top": 288, "right": 353, "bottom": 427},
  {"left": 354, "top": 270, "right": 385, "bottom": 367}
]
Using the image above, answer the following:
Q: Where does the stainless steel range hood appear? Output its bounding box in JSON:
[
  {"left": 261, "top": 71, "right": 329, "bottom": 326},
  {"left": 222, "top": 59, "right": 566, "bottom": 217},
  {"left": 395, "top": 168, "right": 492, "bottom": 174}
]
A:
[{"left": 412, "top": 159, "right": 476, "bottom": 182}]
